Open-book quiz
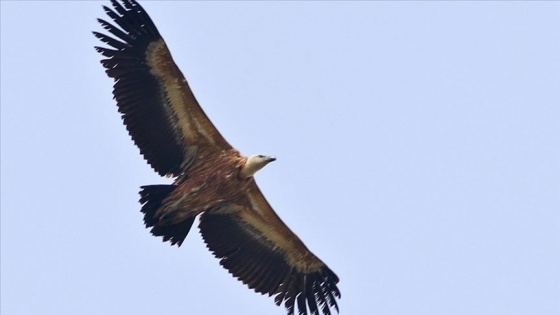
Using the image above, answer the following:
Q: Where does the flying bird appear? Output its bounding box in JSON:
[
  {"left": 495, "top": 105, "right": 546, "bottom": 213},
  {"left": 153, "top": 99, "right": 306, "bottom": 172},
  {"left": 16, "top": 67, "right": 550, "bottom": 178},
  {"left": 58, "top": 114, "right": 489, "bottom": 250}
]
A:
[{"left": 93, "top": 1, "right": 340, "bottom": 314}]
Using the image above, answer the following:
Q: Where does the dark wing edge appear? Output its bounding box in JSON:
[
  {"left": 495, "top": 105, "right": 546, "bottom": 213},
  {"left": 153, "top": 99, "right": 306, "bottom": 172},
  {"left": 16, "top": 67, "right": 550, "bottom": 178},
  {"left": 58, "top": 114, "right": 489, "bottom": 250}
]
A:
[
  {"left": 93, "top": 0, "right": 184, "bottom": 176},
  {"left": 199, "top": 186, "right": 340, "bottom": 315},
  {"left": 93, "top": 0, "right": 230, "bottom": 177}
]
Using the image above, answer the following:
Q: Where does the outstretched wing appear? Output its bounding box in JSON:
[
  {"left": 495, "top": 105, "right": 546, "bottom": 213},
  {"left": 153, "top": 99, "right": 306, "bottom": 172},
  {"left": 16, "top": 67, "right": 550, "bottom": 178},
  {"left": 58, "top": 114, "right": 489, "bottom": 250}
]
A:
[
  {"left": 93, "top": 0, "right": 231, "bottom": 177},
  {"left": 199, "top": 181, "right": 340, "bottom": 315}
]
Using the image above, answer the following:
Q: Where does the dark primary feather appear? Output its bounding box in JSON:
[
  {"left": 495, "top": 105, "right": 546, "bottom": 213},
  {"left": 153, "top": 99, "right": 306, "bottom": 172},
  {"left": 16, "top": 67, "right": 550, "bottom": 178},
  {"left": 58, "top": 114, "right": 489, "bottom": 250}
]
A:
[
  {"left": 93, "top": 0, "right": 187, "bottom": 177},
  {"left": 199, "top": 208, "right": 340, "bottom": 315}
]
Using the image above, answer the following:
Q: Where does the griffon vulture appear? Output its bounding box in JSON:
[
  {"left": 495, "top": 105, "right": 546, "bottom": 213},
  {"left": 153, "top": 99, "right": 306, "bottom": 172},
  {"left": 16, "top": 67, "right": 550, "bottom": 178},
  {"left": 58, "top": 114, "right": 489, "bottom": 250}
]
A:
[{"left": 93, "top": 1, "right": 340, "bottom": 314}]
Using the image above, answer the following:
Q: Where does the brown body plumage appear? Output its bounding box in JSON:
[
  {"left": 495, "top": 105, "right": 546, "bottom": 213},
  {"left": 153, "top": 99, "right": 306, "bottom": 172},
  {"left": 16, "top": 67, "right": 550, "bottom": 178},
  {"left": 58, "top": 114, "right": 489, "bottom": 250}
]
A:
[
  {"left": 94, "top": 1, "right": 340, "bottom": 315},
  {"left": 157, "top": 149, "right": 248, "bottom": 227}
]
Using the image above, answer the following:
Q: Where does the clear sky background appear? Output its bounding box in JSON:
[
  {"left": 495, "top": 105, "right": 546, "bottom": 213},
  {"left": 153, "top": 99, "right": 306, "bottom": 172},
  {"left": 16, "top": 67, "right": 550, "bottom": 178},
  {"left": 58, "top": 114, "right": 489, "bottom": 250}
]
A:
[{"left": 1, "top": 1, "right": 559, "bottom": 315}]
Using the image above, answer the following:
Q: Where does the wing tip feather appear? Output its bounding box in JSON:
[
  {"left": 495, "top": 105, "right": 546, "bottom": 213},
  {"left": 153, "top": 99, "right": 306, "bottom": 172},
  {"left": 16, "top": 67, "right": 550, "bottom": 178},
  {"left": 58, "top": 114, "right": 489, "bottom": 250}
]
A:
[{"left": 199, "top": 210, "right": 341, "bottom": 315}]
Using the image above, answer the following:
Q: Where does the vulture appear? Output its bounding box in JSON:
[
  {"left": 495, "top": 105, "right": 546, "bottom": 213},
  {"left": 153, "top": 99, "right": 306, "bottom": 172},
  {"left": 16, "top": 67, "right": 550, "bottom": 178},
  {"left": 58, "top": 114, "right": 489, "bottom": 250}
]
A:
[{"left": 93, "top": 1, "right": 340, "bottom": 314}]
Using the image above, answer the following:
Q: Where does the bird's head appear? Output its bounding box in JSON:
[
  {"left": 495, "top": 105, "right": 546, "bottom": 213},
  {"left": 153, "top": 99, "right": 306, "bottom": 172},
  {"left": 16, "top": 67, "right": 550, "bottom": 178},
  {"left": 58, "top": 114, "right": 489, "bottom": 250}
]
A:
[{"left": 239, "top": 154, "right": 276, "bottom": 178}]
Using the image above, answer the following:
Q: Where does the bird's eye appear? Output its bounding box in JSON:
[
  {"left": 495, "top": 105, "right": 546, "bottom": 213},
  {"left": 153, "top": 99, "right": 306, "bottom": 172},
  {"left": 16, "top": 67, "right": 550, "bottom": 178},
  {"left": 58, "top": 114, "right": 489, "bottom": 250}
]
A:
[{"left": 258, "top": 155, "right": 265, "bottom": 158}]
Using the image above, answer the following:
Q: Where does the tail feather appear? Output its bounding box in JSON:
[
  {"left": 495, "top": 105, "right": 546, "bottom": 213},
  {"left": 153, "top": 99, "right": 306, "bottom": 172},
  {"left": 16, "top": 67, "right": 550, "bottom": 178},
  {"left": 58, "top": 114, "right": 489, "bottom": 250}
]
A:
[{"left": 139, "top": 185, "right": 195, "bottom": 247}]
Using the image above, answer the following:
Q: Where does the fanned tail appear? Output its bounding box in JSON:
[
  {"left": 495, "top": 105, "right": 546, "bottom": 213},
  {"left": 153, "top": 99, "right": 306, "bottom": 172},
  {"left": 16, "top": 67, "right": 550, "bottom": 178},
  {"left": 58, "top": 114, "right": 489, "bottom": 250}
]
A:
[{"left": 139, "top": 185, "right": 195, "bottom": 247}]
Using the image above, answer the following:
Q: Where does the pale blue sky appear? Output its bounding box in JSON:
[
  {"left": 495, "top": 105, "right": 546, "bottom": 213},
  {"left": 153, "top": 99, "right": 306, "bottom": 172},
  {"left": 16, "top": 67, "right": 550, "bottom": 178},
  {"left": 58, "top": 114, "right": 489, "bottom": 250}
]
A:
[{"left": 1, "top": 1, "right": 559, "bottom": 315}]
